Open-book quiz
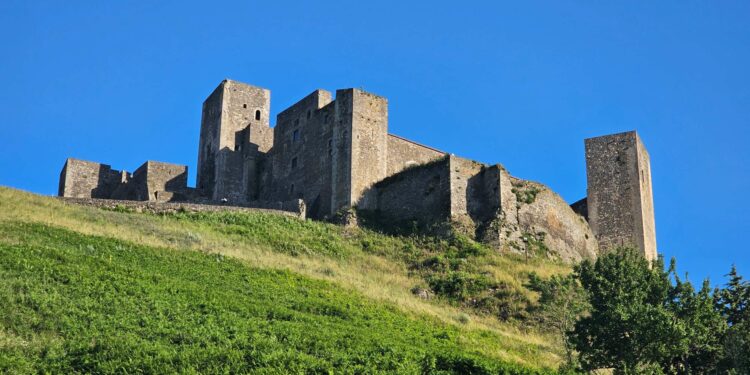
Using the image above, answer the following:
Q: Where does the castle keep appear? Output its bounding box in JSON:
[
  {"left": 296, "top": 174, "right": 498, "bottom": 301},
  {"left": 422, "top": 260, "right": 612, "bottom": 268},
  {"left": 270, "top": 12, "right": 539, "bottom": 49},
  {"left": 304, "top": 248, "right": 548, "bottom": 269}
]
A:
[{"left": 59, "top": 79, "right": 657, "bottom": 262}]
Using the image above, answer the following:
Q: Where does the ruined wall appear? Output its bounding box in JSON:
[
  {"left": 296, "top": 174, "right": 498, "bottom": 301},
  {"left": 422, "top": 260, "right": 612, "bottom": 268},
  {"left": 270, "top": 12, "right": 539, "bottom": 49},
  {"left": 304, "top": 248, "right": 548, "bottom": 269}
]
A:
[
  {"left": 59, "top": 158, "right": 126, "bottom": 199},
  {"left": 386, "top": 134, "right": 445, "bottom": 176},
  {"left": 368, "top": 157, "right": 451, "bottom": 229},
  {"left": 585, "top": 131, "right": 656, "bottom": 261},
  {"left": 446, "top": 156, "right": 490, "bottom": 233},
  {"left": 131, "top": 161, "right": 188, "bottom": 201}
]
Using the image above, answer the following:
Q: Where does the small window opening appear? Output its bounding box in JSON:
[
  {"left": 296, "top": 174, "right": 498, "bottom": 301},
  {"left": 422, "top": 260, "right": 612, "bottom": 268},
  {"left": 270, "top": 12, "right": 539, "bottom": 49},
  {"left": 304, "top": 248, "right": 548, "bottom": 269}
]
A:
[
  {"left": 234, "top": 144, "right": 241, "bottom": 151},
  {"left": 292, "top": 129, "right": 300, "bottom": 142},
  {"left": 328, "top": 139, "right": 333, "bottom": 156},
  {"left": 291, "top": 157, "right": 298, "bottom": 169},
  {"left": 243, "top": 104, "right": 247, "bottom": 109},
  {"left": 290, "top": 184, "right": 295, "bottom": 194},
  {"left": 255, "top": 110, "right": 261, "bottom": 121},
  {"left": 294, "top": 118, "right": 300, "bottom": 126},
  {"left": 307, "top": 110, "right": 311, "bottom": 119}
]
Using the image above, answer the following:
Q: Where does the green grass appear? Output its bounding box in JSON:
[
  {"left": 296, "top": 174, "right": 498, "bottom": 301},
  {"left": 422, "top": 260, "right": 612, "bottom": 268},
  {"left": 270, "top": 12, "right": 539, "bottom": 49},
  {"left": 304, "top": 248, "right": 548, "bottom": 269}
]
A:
[
  {"left": 0, "top": 187, "right": 572, "bottom": 372},
  {"left": 0, "top": 222, "right": 554, "bottom": 374}
]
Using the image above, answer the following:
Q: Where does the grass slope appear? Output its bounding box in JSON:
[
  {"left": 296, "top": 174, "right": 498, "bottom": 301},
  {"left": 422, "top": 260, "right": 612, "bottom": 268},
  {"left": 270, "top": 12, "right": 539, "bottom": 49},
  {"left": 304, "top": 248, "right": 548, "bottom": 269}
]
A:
[{"left": 0, "top": 187, "right": 570, "bottom": 373}]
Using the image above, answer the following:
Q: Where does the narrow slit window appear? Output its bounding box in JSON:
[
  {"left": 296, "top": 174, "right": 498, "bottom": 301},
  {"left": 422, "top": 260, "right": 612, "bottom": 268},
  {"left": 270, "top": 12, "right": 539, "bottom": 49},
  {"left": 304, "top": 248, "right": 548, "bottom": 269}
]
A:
[
  {"left": 255, "top": 110, "right": 261, "bottom": 121},
  {"left": 291, "top": 157, "right": 298, "bottom": 169},
  {"left": 243, "top": 104, "right": 247, "bottom": 109},
  {"left": 292, "top": 129, "right": 300, "bottom": 142}
]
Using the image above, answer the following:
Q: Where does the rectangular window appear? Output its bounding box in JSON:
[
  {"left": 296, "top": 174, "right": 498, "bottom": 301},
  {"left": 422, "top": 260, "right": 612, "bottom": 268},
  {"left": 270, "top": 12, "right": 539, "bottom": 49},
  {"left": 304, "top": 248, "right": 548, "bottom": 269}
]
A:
[
  {"left": 291, "top": 157, "right": 298, "bottom": 169},
  {"left": 292, "top": 129, "right": 300, "bottom": 142}
]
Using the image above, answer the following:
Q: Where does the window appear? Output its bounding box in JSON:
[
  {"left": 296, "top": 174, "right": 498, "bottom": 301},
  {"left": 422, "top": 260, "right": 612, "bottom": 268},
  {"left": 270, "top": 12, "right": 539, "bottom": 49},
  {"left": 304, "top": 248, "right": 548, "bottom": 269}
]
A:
[
  {"left": 243, "top": 104, "right": 247, "bottom": 109},
  {"left": 294, "top": 118, "right": 299, "bottom": 126},
  {"left": 255, "top": 110, "right": 261, "bottom": 121},
  {"left": 328, "top": 139, "right": 333, "bottom": 156},
  {"left": 290, "top": 184, "right": 295, "bottom": 194},
  {"left": 307, "top": 110, "right": 311, "bottom": 119},
  {"left": 291, "top": 157, "right": 298, "bottom": 169},
  {"left": 292, "top": 129, "right": 300, "bottom": 142}
]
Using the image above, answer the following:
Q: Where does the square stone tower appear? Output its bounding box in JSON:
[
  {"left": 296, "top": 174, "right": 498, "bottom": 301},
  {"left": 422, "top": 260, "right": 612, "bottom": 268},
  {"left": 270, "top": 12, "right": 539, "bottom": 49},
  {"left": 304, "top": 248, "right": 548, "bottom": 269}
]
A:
[
  {"left": 330, "top": 89, "right": 388, "bottom": 214},
  {"left": 585, "top": 131, "right": 657, "bottom": 261},
  {"left": 196, "top": 80, "right": 272, "bottom": 203}
]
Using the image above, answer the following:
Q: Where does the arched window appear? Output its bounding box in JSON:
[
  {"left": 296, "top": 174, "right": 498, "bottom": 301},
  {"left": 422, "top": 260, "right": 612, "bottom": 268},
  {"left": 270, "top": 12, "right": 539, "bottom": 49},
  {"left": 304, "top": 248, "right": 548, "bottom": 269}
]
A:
[{"left": 255, "top": 110, "right": 261, "bottom": 121}]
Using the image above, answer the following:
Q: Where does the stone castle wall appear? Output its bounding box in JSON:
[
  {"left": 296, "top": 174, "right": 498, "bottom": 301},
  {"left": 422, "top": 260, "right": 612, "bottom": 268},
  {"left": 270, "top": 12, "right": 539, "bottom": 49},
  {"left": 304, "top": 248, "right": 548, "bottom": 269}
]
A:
[
  {"left": 59, "top": 159, "right": 125, "bottom": 199},
  {"left": 368, "top": 156, "right": 451, "bottom": 229},
  {"left": 387, "top": 134, "right": 445, "bottom": 176}
]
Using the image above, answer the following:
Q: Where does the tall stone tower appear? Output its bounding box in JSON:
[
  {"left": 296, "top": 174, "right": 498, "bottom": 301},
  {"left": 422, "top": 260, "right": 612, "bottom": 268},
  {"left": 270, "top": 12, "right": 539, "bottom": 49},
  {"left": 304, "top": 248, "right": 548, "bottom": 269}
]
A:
[
  {"left": 330, "top": 89, "right": 388, "bottom": 214},
  {"left": 196, "top": 80, "right": 272, "bottom": 203},
  {"left": 585, "top": 131, "right": 657, "bottom": 261}
]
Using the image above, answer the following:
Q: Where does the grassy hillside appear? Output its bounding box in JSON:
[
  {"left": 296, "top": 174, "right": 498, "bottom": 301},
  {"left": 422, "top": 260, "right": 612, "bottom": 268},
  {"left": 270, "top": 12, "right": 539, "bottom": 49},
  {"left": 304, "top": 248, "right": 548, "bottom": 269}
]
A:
[{"left": 0, "top": 187, "right": 571, "bottom": 373}]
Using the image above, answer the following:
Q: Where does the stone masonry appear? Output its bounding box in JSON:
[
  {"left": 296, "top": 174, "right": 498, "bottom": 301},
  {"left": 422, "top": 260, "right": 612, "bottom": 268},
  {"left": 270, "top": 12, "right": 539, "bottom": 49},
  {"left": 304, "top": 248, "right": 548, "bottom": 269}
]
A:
[
  {"left": 578, "top": 131, "right": 657, "bottom": 261},
  {"left": 59, "top": 79, "right": 658, "bottom": 262}
]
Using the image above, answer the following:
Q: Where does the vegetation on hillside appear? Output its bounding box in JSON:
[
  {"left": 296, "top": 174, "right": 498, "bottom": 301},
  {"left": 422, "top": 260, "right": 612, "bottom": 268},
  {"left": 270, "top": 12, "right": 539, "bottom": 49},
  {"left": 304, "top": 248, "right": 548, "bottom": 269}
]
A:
[
  {"left": 0, "top": 221, "right": 560, "bottom": 373},
  {"left": 7, "top": 187, "right": 742, "bottom": 373},
  {"left": 0, "top": 187, "right": 571, "bottom": 372}
]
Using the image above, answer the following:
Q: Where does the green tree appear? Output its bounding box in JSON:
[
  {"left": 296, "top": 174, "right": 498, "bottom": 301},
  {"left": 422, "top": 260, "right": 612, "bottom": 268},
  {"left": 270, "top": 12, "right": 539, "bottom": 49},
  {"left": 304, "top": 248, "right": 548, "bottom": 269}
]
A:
[
  {"left": 721, "top": 321, "right": 750, "bottom": 373},
  {"left": 716, "top": 265, "right": 749, "bottom": 326},
  {"left": 715, "top": 265, "right": 750, "bottom": 373},
  {"left": 569, "top": 248, "right": 727, "bottom": 374},
  {"left": 665, "top": 275, "right": 726, "bottom": 373}
]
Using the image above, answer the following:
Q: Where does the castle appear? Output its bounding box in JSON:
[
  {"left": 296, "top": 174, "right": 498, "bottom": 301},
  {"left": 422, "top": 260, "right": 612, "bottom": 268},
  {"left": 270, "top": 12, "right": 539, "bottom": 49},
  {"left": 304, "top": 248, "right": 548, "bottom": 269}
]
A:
[{"left": 59, "top": 79, "right": 657, "bottom": 262}]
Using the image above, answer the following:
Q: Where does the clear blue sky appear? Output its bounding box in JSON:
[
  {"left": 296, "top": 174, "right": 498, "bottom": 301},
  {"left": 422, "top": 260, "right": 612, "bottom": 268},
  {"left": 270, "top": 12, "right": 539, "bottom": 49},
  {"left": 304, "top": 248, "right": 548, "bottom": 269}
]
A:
[{"left": 1, "top": 1, "right": 747, "bottom": 285}]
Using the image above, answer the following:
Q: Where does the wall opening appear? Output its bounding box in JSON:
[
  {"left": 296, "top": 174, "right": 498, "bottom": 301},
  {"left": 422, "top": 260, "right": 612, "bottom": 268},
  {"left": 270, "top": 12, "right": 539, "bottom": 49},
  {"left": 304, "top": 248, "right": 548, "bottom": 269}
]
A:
[
  {"left": 291, "top": 157, "right": 298, "bottom": 169},
  {"left": 243, "top": 104, "right": 247, "bottom": 109},
  {"left": 255, "top": 110, "right": 261, "bottom": 121},
  {"left": 292, "top": 129, "right": 300, "bottom": 142},
  {"left": 307, "top": 110, "right": 311, "bottom": 119}
]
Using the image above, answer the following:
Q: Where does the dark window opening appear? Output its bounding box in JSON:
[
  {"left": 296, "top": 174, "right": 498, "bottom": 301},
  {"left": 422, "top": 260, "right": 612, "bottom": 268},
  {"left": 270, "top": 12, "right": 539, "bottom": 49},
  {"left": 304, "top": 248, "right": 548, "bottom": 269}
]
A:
[
  {"left": 234, "top": 144, "right": 241, "bottom": 151},
  {"left": 290, "top": 184, "right": 295, "bottom": 194},
  {"left": 291, "top": 157, "right": 298, "bottom": 169},
  {"left": 255, "top": 110, "right": 261, "bottom": 120},
  {"left": 243, "top": 104, "right": 247, "bottom": 109},
  {"left": 328, "top": 139, "right": 333, "bottom": 156},
  {"left": 307, "top": 110, "right": 311, "bottom": 119},
  {"left": 294, "top": 118, "right": 299, "bottom": 126},
  {"left": 292, "top": 129, "right": 300, "bottom": 142}
]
